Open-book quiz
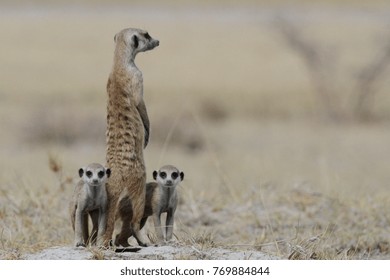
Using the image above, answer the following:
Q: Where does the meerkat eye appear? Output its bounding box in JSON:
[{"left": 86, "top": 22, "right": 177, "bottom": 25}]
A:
[
  {"left": 160, "top": 172, "right": 167, "bottom": 179},
  {"left": 98, "top": 171, "right": 105, "bottom": 178},
  {"left": 144, "top": 33, "right": 151, "bottom": 40},
  {"left": 86, "top": 171, "right": 93, "bottom": 178},
  {"left": 171, "top": 172, "right": 178, "bottom": 180}
]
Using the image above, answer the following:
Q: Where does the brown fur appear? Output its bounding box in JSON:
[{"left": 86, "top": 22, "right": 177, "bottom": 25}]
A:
[{"left": 102, "top": 28, "right": 159, "bottom": 247}]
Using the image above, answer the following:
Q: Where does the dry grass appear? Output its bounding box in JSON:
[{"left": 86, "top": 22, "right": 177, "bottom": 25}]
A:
[{"left": 1, "top": 1, "right": 390, "bottom": 260}]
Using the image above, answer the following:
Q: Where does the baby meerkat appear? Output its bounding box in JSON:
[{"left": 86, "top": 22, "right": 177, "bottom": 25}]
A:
[
  {"left": 141, "top": 165, "right": 184, "bottom": 243},
  {"left": 70, "top": 163, "right": 111, "bottom": 247}
]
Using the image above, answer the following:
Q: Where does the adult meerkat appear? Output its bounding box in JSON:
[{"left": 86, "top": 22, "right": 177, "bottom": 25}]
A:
[
  {"left": 70, "top": 163, "right": 111, "bottom": 247},
  {"left": 103, "top": 28, "right": 159, "bottom": 247},
  {"left": 141, "top": 165, "right": 184, "bottom": 243}
]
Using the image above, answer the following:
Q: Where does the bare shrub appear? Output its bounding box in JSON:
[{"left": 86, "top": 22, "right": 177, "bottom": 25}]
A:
[
  {"left": 354, "top": 40, "right": 390, "bottom": 120},
  {"left": 275, "top": 19, "right": 342, "bottom": 120},
  {"left": 275, "top": 18, "right": 390, "bottom": 122}
]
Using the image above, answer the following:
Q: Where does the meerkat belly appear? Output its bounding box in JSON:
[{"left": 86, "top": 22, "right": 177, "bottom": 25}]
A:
[
  {"left": 84, "top": 191, "right": 105, "bottom": 211},
  {"left": 159, "top": 196, "right": 172, "bottom": 213},
  {"left": 84, "top": 200, "right": 100, "bottom": 211},
  {"left": 106, "top": 96, "right": 145, "bottom": 168}
]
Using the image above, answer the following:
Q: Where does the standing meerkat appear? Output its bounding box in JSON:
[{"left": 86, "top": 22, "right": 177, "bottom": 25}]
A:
[
  {"left": 70, "top": 163, "right": 111, "bottom": 247},
  {"left": 141, "top": 165, "right": 184, "bottom": 243},
  {"left": 103, "top": 28, "right": 159, "bottom": 247}
]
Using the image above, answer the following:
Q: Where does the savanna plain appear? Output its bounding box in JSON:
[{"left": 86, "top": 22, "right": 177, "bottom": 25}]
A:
[{"left": 0, "top": 0, "right": 390, "bottom": 260}]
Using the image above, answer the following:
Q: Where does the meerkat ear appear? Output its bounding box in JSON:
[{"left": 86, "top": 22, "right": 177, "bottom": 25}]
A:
[
  {"left": 180, "top": 172, "right": 184, "bottom": 181},
  {"left": 153, "top": 170, "right": 158, "bottom": 180},
  {"left": 114, "top": 34, "right": 117, "bottom": 43},
  {"left": 132, "top": 35, "right": 139, "bottom": 48},
  {"left": 106, "top": 168, "right": 111, "bottom": 178},
  {"left": 78, "top": 168, "right": 84, "bottom": 178}
]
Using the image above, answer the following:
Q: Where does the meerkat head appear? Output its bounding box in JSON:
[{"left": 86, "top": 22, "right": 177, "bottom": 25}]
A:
[
  {"left": 114, "top": 28, "right": 159, "bottom": 57},
  {"left": 78, "top": 163, "right": 111, "bottom": 187},
  {"left": 153, "top": 165, "right": 184, "bottom": 188}
]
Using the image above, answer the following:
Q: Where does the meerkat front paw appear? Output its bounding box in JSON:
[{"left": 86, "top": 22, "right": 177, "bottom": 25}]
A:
[{"left": 75, "top": 242, "right": 86, "bottom": 248}]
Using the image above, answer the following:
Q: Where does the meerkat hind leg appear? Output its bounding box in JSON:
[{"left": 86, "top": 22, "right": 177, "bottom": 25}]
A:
[
  {"left": 74, "top": 210, "right": 88, "bottom": 247},
  {"left": 152, "top": 213, "right": 165, "bottom": 243},
  {"left": 132, "top": 222, "right": 148, "bottom": 247},
  {"left": 97, "top": 208, "right": 107, "bottom": 246},
  {"left": 114, "top": 196, "right": 133, "bottom": 247},
  {"left": 89, "top": 210, "right": 99, "bottom": 245},
  {"left": 165, "top": 209, "right": 175, "bottom": 241},
  {"left": 114, "top": 217, "right": 132, "bottom": 247},
  {"left": 140, "top": 216, "right": 148, "bottom": 230},
  {"left": 102, "top": 196, "right": 118, "bottom": 248}
]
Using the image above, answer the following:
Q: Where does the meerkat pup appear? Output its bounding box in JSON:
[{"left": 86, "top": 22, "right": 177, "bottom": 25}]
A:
[
  {"left": 104, "top": 28, "right": 159, "bottom": 248},
  {"left": 70, "top": 163, "right": 111, "bottom": 247},
  {"left": 141, "top": 165, "right": 184, "bottom": 243}
]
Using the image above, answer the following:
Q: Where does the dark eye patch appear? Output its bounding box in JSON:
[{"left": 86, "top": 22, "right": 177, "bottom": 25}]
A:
[
  {"left": 133, "top": 35, "right": 139, "bottom": 48},
  {"left": 86, "top": 171, "right": 93, "bottom": 178},
  {"left": 144, "top": 33, "right": 151, "bottom": 40},
  {"left": 171, "top": 172, "right": 178, "bottom": 180},
  {"left": 98, "top": 171, "right": 105, "bottom": 178},
  {"left": 160, "top": 172, "right": 167, "bottom": 179}
]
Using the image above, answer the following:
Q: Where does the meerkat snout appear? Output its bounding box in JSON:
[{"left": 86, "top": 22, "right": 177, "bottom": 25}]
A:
[
  {"left": 137, "top": 31, "right": 159, "bottom": 50},
  {"left": 166, "top": 179, "right": 173, "bottom": 186}
]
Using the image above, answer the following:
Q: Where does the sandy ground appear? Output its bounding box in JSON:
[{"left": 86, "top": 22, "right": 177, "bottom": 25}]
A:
[{"left": 24, "top": 245, "right": 279, "bottom": 260}]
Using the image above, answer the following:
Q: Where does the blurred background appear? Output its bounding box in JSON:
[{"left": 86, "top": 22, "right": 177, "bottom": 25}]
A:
[{"left": 1, "top": 0, "right": 390, "bottom": 259}]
